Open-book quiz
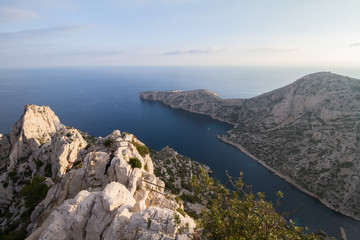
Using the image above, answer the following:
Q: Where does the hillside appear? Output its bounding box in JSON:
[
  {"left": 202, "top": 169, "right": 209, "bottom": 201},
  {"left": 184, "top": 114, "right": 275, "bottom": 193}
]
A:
[{"left": 140, "top": 72, "right": 360, "bottom": 220}]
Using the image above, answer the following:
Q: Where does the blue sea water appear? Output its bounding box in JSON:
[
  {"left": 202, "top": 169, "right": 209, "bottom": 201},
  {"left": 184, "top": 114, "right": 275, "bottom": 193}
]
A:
[{"left": 1, "top": 66, "right": 360, "bottom": 239}]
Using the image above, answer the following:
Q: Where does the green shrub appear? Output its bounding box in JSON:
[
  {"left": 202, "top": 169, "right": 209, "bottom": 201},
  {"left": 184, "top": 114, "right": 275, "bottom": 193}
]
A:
[
  {"left": 103, "top": 138, "right": 113, "bottom": 147},
  {"left": 8, "top": 170, "right": 17, "bottom": 178},
  {"left": 191, "top": 168, "right": 320, "bottom": 240},
  {"left": 129, "top": 157, "right": 142, "bottom": 169},
  {"left": 165, "top": 181, "right": 180, "bottom": 195},
  {"left": 35, "top": 159, "right": 44, "bottom": 168},
  {"left": 20, "top": 175, "right": 49, "bottom": 209},
  {"left": 180, "top": 193, "right": 199, "bottom": 204},
  {"left": 45, "top": 162, "right": 52, "bottom": 177},
  {"left": 8, "top": 170, "right": 19, "bottom": 182},
  {"left": 66, "top": 133, "right": 71, "bottom": 137},
  {"left": 176, "top": 207, "right": 186, "bottom": 217},
  {"left": 131, "top": 141, "right": 149, "bottom": 157}
]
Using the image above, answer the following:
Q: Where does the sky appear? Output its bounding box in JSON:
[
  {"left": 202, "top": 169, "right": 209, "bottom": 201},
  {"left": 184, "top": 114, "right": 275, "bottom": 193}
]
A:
[{"left": 1, "top": 0, "right": 360, "bottom": 68}]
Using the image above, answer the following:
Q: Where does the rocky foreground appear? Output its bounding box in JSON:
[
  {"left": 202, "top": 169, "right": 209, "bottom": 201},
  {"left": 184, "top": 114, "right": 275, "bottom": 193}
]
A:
[
  {"left": 140, "top": 72, "right": 360, "bottom": 220},
  {"left": 0, "top": 105, "right": 196, "bottom": 239}
]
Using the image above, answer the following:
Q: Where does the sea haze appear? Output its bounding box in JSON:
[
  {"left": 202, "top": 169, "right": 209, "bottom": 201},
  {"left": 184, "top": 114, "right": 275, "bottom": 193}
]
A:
[{"left": 1, "top": 66, "right": 360, "bottom": 239}]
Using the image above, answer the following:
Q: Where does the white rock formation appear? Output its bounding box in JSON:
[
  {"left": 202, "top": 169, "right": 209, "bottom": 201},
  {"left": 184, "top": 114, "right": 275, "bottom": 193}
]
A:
[
  {"left": 8, "top": 105, "right": 63, "bottom": 169},
  {"left": 0, "top": 104, "right": 197, "bottom": 239}
]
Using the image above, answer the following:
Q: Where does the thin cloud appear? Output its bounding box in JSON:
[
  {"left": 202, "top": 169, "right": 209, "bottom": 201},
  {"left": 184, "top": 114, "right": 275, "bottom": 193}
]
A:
[
  {"left": 0, "top": 6, "right": 39, "bottom": 23},
  {"left": 0, "top": 25, "right": 89, "bottom": 40},
  {"left": 2, "top": 0, "right": 74, "bottom": 10},
  {"left": 113, "top": 0, "right": 195, "bottom": 6},
  {"left": 254, "top": 45, "right": 298, "bottom": 52},
  {"left": 163, "top": 46, "right": 225, "bottom": 55},
  {"left": 52, "top": 49, "right": 126, "bottom": 57},
  {"left": 350, "top": 42, "right": 360, "bottom": 47}
]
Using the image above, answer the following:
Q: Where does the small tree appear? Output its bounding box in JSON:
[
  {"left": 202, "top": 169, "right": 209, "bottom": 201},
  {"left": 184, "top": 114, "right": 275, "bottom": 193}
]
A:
[
  {"left": 129, "top": 157, "right": 142, "bottom": 169},
  {"left": 103, "top": 138, "right": 114, "bottom": 148},
  {"left": 20, "top": 175, "right": 49, "bottom": 210},
  {"left": 191, "top": 168, "right": 320, "bottom": 240}
]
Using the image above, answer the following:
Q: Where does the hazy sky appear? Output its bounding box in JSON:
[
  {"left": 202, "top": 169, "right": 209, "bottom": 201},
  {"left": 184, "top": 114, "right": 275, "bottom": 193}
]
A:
[{"left": 1, "top": 0, "right": 360, "bottom": 68}]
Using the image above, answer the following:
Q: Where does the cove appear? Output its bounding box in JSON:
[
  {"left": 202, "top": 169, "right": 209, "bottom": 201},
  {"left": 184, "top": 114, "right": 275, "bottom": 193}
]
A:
[
  {"left": 1, "top": 67, "right": 360, "bottom": 239},
  {"left": 138, "top": 100, "right": 360, "bottom": 240}
]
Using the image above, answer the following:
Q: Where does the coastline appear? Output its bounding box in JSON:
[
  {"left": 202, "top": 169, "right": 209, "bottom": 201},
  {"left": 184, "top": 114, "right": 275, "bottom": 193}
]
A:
[
  {"left": 217, "top": 134, "right": 360, "bottom": 222},
  {"left": 140, "top": 93, "right": 360, "bottom": 222}
]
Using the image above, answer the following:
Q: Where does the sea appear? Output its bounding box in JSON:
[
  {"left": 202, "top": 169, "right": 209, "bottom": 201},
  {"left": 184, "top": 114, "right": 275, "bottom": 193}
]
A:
[{"left": 1, "top": 66, "right": 360, "bottom": 239}]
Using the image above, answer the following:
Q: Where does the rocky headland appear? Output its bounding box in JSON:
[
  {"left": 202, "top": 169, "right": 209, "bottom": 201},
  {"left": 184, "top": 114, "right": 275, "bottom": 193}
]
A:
[
  {"left": 140, "top": 72, "right": 360, "bottom": 221},
  {"left": 0, "top": 105, "right": 196, "bottom": 239}
]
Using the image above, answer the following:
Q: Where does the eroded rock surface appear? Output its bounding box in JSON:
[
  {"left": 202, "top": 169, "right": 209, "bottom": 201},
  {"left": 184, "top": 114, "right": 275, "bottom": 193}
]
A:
[{"left": 0, "top": 105, "right": 196, "bottom": 239}]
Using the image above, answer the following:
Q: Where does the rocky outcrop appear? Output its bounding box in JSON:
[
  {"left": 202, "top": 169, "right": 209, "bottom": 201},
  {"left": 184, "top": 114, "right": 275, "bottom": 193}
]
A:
[
  {"left": 8, "top": 104, "right": 63, "bottom": 170},
  {"left": 140, "top": 72, "right": 360, "bottom": 220},
  {"left": 0, "top": 105, "right": 197, "bottom": 239},
  {"left": 150, "top": 147, "right": 212, "bottom": 218}
]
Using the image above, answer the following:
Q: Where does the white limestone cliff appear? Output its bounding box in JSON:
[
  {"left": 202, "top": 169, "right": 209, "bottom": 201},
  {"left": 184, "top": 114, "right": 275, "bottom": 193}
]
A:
[{"left": 0, "top": 105, "right": 197, "bottom": 239}]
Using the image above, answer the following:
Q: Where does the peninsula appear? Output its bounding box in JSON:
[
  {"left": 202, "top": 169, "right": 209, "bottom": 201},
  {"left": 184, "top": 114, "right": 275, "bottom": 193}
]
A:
[{"left": 140, "top": 72, "right": 360, "bottom": 221}]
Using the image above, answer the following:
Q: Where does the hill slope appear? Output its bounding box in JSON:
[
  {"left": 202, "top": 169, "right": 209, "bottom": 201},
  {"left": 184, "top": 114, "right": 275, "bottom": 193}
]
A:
[{"left": 140, "top": 72, "right": 360, "bottom": 220}]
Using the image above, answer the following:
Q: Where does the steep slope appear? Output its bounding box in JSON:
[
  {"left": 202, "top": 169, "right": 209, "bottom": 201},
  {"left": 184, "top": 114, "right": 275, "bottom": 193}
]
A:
[
  {"left": 140, "top": 72, "right": 360, "bottom": 220},
  {"left": 0, "top": 105, "right": 196, "bottom": 239}
]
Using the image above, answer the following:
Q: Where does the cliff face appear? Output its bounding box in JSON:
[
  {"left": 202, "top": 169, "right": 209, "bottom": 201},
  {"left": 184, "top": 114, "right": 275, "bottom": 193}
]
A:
[
  {"left": 0, "top": 105, "right": 196, "bottom": 239},
  {"left": 140, "top": 72, "right": 360, "bottom": 220}
]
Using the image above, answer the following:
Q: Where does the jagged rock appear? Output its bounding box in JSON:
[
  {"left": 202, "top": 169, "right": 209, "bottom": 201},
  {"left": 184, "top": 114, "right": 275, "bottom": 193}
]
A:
[
  {"left": 0, "top": 134, "right": 11, "bottom": 168},
  {"left": 0, "top": 104, "right": 197, "bottom": 239},
  {"left": 102, "top": 182, "right": 135, "bottom": 212},
  {"left": 127, "top": 168, "right": 142, "bottom": 196},
  {"left": 112, "top": 157, "right": 130, "bottom": 185},
  {"left": 8, "top": 105, "right": 63, "bottom": 169},
  {"left": 49, "top": 128, "right": 87, "bottom": 176},
  {"left": 30, "top": 182, "right": 193, "bottom": 240}
]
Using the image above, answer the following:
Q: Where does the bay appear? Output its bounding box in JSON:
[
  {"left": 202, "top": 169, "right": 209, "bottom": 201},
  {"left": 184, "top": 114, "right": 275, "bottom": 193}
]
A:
[{"left": 1, "top": 66, "right": 360, "bottom": 239}]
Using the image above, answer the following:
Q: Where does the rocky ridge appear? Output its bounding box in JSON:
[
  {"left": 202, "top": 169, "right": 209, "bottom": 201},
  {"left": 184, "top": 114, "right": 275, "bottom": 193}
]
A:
[
  {"left": 150, "top": 147, "right": 212, "bottom": 219},
  {"left": 140, "top": 72, "right": 360, "bottom": 220},
  {"left": 0, "top": 105, "right": 196, "bottom": 239}
]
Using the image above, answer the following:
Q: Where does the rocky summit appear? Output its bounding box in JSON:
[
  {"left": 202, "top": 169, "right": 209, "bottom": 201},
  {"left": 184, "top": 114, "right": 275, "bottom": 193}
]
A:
[
  {"left": 140, "top": 72, "right": 360, "bottom": 220},
  {"left": 0, "top": 105, "right": 196, "bottom": 239}
]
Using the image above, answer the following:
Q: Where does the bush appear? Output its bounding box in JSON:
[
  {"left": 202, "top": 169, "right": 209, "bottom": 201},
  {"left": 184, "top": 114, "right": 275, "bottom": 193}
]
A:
[
  {"left": 191, "top": 168, "right": 319, "bottom": 240},
  {"left": 180, "top": 193, "right": 199, "bottom": 204},
  {"left": 176, "top": 207, "right": 186, "bottom": 217},
  {"left": 129, "top": 157, "right": 142, "bottom": 169},
  {"left": 132, "top": 141, "right": 149, "bottom": 157},
  {"left": 45, "top": 162, "right": 52, "bottom": 177},
  {"left": 103, "top": 138, "right": 113, "bottom": 147},
  {"left": 35, "top": 159, "right": 44, "bottom": 168},
  {"left": 8, "top": 170, "right": 19, "bottom": 183},
  {"left": 165, "top": 181, "right": 180, "bottom": 195},
  {"left": 20, "top": 175, "right": 49, "bottom": 209}
]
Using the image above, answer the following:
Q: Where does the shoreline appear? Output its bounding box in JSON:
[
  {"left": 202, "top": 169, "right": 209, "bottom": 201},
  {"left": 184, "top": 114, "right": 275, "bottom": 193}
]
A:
[
  {"left": 217, "top": 134, "right": 360, "bottom": 222},
  {"left": 140, "top": 94, "right": 360, "bottom": 222}
]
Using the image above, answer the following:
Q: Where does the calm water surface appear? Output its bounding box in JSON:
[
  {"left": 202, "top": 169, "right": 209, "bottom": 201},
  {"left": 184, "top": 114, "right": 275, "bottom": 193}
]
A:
[{"left": 1, "top": 67, "right": 360, "bottom": 239}]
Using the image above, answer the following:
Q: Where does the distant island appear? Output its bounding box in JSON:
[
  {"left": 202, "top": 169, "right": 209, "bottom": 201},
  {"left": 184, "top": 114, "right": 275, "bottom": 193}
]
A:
[{"left": 140, "top": 72, "right": 360, "bottom": 221}]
